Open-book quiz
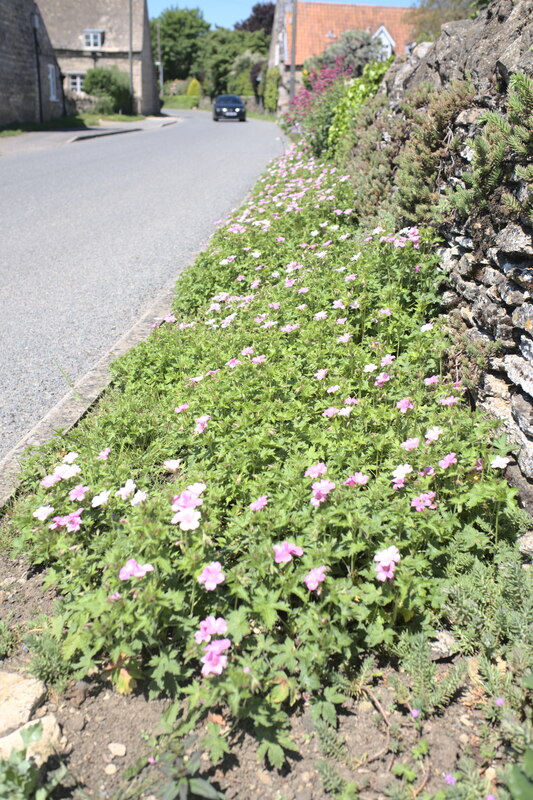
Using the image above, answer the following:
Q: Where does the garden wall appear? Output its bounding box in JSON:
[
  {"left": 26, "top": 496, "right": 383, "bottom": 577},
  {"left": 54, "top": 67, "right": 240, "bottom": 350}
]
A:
[{"left": 382, "top": 0, "right": 533, "bottom": 503}]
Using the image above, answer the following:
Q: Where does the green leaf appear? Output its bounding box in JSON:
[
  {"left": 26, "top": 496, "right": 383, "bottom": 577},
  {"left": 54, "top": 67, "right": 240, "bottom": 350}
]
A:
[
  {"left": 188, "top": 777, "right": 225, "bottom": 798},
  {"left": 20, "top": 720, "right": 43, "bottom": 747},
  {"left": 202, "top": 722, "right": 231, "bottom": 766}
]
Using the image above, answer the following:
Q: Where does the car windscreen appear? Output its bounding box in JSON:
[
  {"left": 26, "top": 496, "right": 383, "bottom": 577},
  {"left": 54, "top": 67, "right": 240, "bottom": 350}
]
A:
[{"left": 216, "top": 96, "right": 242, "bottom": 104}]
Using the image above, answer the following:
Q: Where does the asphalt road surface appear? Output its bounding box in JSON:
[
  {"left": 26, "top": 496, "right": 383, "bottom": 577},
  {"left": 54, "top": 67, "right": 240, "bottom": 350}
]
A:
[{"left": 0, "top": 111, "right": 287, "bottom": 459}]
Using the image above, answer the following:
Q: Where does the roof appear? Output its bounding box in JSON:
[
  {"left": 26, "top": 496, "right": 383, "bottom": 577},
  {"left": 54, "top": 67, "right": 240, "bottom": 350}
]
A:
[
  {"left": 285, "top": 1, "right": 414, "bottom": 65},
  {"left": 37, "top": 0, "right": 148, "bottom": 52}
]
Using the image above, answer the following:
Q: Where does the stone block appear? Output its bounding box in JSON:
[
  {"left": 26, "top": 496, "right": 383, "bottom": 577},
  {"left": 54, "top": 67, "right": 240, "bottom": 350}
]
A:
[
  {"left": 0, "top": 714, "right": 65, "bottom": 766},
  {"left": 495, "top": 224, "right": 533, "bottom": 257},
  {"left": 456, "top": 253, "right": 476, "bottom": 278},
  {"left": 479, "top": 267, "right": 504, "bottom": 286},
  {"left": 0, "top": 673, "right": 46, "bottom": 737},
  {"left": 518, "top": 440, "right": 533, "bottom": 479},
  {"left": 504, "top": 355, "right": 533, "bottom": 398},
  {"left": 520, "top": 335, "right": 533, "bottom": 362},
  {"left": 441, "top": 290, "right": 461, "bottom": 310},
  {"left": 512, "top": 304, "right": 533, "bottom": 334},
  {"left": 512, "top": 393, "right": 533, "bottom": 438},
  {"left": 499, "top": 281, "right": 525, "bottom": 307},
  {"left": 481, "top": 373, "right": 511, "bottom": 401}
]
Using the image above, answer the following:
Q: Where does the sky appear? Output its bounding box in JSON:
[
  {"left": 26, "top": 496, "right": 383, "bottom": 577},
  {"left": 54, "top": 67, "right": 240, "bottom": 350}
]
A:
[{"left": 146, "top": 0, "right": 415, "bottom": 26}]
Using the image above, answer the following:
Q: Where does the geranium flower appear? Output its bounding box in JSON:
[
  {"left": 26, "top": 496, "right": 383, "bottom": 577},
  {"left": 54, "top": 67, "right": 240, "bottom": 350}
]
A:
[
  {"left": 311, "top": 479, "right": 335, "bottom": 507},
  {"left": 396, "top": 397, "right": 414, "bottom": 413},
  {"left": 62, "top": 452, "right": 79, "bottom": 464},
  {"left": 33, "top": 505, "right": 54, "bottom": 521},
  {"left": 194, "top": 415, "right": 211, "bottom": 434},
  {"left": 119, "top": 558, "right": 154, "bottom": 580},
  {"left": 411, "top": 491, "right": 437, "bottom": 511},
  {"left": 374, "top": 372, "right": 391, "bottom": 387},
  {"left": 425, "top": 426, "right": 443, "bottom": 443},
  {"left": 305, "top": 463, "right": 327, "bottom": 478},
  {"left": 438, "top": 452, "right": 457, "bottom": 469},
  {"left": 401, "top": 438, "right": 419, "bottom": 451},
  {"left": 374, "top": 546, "right": 400, "bottom": 582},
  {"left": 241, "top": 346, "right": 254, "bottom": 355},
  {"left": 201, "top": 638, "right": 231, "bottom": 676},
  {"left": 440, "top": 396, "right": 459, "bottom": 406},
  {"left": 250, "top": 495, "right": 268, "bottom": 511},
  {"left": 115, "top": 479, "right": 136, "bottom": 500},
  {"left": 40, "top": 473, "right": 62, "bottom": 488},
  {"left": 424, "top": 375, "right": 439, "bottom": 385},
  {"left": 322, "top": 407, "right": 339, "bottom": 417},
  {"left": 304, "top": 565, "right": 327, "bottom": 592},
  {"left": 326, "top": 385, "right": 340, "bottom": 393},
  {"left": 314, "top": 369, "right": 328, "bottom": 380},
  {"left": 69, "top": 484, "right": 89, "bottom": 502},
  {"left": 226, "top": 358, "right": 242, "bottom": 368},
  {"left": 54, "top": 463, "right": 81, "bottom": 480},
  {"left": 198, "top": 561, "right": 225, "bottom": 590},
  {"left": 131, "top": 490, "right": 147, "bottom": 506},
  {"left": 252, "top": 354, "right": 267, "bottom": 364},
  {"left": 195, "top": 616, "right": 228, "bottom": 644},
  {"left": 92, "top": 490, "right": 111, "bottom": 508},
  {"left": 163, "top": 459, "right": 182, "bottom": 473},
  {"left": 381, "top": 354, "right": 395, "bottom": 366},
  {"left": 172, "top": 507, "right": 201, "bottom": 530},
  {"left": 174, "top": 403, "right": 189, "bottom": 413},
  {"left": 273, "top": 541, "right": 303, "bottom": 563},
  {"left": 490, "top": 456, "right": 510, "bottom": 469},
  {"left": 343, "top": 472, "right": 369, "bottom": 486},
  {"left": 344, "top": 397, "right": 359, "bottom": 405},
  {"left": 337, "top": 333, "right": 352, "bottom": 343},
  {"left": 364, "top": 364, "right": 377, "bottom": 373},
  {"left": 97, "top": 447, "right": 111, "bottom": 460}
]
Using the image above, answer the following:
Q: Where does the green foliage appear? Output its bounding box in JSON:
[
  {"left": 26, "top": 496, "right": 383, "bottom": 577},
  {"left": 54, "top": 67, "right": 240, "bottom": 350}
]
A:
[
  {"left": 264, "top": 68, "right": 280, "bottom": 112},
  {"left": 25, "top": 629, "right": 71, "bottom": 691},
  {"left": 83, "top": 67, "right": 131, "bottom": 114},
  {"left": 150, "top": 8, "right": 210, "bottom": 81},
  {"left": 186, "top": 78, "right": 202, "bottom": 97},
  {"left": 327, "top": 59, "right": 393, "bottom": 156},
  {"left": 0, "top": 722, "right": 67, "bottom": 800},
  {"left": 304, "top": 29, "right": 384, "bottom": 77},
  {"left": 446, "top": 73, "right": 533, "bottom": 224},
  {"left": 0, "top": 620, "right": 14, "bottom": 658},
  {"left": 227, "top": 51, "right": 266, "bottom": 98},
  {"left": 504, "top": 748, "right": 533, "bottom": 800},
  {"left": 316, "top": 760, "right": 357, "bottom": 799},
  {"left": 194, "top": 28, "right": 269, "bottom": 97}
]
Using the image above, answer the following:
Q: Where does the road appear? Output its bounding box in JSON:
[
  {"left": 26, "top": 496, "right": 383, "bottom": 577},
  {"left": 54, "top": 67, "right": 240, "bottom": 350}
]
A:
[{"left": 0, "top": 111, "right": 286, "bottom": 459}]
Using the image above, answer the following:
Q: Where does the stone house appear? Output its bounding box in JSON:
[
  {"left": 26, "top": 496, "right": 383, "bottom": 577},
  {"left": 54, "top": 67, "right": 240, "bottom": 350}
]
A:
[
  {"left": 0, "top": 0, "right": 64, "bottom": 126},
  {"left": 37, "top": 0, "right": 159, "bottom": 115},
  {"left": 269, "top": 0, "right": 414, "bottom": 109}
]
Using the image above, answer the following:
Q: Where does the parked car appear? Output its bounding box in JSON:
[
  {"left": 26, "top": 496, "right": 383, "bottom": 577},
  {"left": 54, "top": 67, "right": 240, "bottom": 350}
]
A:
[{"left": 213, "top": 94, "right": 246, "bottom": 122}]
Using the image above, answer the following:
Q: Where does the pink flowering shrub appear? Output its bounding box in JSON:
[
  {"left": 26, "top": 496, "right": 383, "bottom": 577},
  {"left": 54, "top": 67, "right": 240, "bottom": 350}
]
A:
[{"left": 12, "top": 138, "right": 521, "bottom": 769}]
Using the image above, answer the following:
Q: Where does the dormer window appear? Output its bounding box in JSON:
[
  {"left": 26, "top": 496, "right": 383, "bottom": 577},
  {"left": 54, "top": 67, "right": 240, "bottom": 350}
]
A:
[{"left": 83, "top": 29, "right": 104, "bottom": 48}]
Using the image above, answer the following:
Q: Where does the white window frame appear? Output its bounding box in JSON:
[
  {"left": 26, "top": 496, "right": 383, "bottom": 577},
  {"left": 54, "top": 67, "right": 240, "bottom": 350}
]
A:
[
  {"left": 68, "top": 73, "right": 85, "bottom": 94},
  {"left": 48, "top": 64, "right": 58, "bottom": 101},
  {"left": 372, "top": 25, "right": 395, "bottom": 59},
  {"left": 83, "top": 29, "right": 104, "bottom": 49}
]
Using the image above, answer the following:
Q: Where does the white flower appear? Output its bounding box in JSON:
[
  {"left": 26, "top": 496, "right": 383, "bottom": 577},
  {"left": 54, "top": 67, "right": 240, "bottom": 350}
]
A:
[
  {"left": 163, "top": 459, "right": 182, "bottom": 473},
  {"left": 363, "top": 363, "right": 377, "bottom": 373},
  {"left": 54, "top": 463, "right": 81, "bottom": 480},
  {"left": 115, "top": 479, "right": 136, "bottom": 500},
  {"left": 92, "top": 490, "right": 111, "bottom": 508},
  {"left": 131, "top": 490, "right": 147, "bottom": 506},
  {"left": 420, "top": 323, "right": 434, "bottom": 332},
  {"left": 392, "top": 464, "right": 413, "bottom": 480},
  {"left": 62, "top": 452, "right": 79, "bottom": 464},
  {"left": 490, "top": 456, "right": 510, "bottom": 469}
]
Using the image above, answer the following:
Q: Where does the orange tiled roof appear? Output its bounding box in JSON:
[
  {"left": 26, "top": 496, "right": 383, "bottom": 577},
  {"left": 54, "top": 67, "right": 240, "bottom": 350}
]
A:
[{"left": 285, "top": 1, "right": 414, "bottom": 65}]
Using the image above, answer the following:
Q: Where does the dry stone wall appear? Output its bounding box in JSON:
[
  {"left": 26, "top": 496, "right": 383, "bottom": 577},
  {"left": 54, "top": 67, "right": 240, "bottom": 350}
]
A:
[{"left": 383, "top": 0, "right": 533, "bottom": 501}]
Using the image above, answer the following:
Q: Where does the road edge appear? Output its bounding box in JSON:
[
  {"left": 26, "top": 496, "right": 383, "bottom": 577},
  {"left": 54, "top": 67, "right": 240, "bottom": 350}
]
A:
[{"left": 0, "top": 287, "right": 175, "bottom": 508}]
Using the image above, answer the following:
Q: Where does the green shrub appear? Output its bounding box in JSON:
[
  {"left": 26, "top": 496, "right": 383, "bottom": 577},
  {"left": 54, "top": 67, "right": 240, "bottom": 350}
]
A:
[
  {"left": 264, "top": 68, "right": 280, "bottom": 113},
  {"left": 186, "top": 78, "right": 202, "bottom": 97},
  {"left": 83, "top": 67, "right": 131, "bottom": 114}
]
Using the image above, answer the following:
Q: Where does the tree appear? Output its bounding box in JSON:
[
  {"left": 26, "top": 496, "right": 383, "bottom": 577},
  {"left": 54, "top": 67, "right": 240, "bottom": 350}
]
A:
[
  {"left": 193, "top": 28, "right": 269, "bottom": 97},
  {"left": 234, "top": 2, "right": 275, "bottom": 36},
  {"left": 228, "top": 51, "right": 267, "bottom": 98},
  {"left": 150, "top": 7, "right": 210, "bottom": 81},
  {"left": 304, "top": 30, "right": 384, "bottom": 78},
  {"left": 407, "top": 0, "right": 489, "bottom": 42}
]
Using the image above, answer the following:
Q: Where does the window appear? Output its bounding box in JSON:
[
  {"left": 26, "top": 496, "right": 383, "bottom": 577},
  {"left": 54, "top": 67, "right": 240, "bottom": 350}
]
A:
[
  {"left": 83, "top": 29, "right": 104, "bottom": 48},
  {"left": 68, "top": 73, "right": 85, "bottom": 94},
  {"left": 372, "top": 25, "right": 395, "bottom": 59},
  {"left": 48, "top": 64, "right": 58, "bottom": 101}
]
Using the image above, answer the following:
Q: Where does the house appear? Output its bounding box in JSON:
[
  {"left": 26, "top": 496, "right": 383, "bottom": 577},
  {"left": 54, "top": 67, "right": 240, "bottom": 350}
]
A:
[
  {"left": 37, "top": 0, "right": 159, "bottom": 115},
  {"left": 0, "top": 0, "right": 64, "bottom": 127},
  {"left": 269, "top": 0, "right": 414, "bottom": 109}
]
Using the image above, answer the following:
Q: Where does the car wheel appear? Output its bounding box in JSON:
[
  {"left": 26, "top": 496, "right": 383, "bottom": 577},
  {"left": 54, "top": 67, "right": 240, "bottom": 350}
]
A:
[
  {"left": 240, "top": 116, "right": 246, "bottom": 122},
  {"left": 213, "top": 115, "right": 218, "bottom": 121}
]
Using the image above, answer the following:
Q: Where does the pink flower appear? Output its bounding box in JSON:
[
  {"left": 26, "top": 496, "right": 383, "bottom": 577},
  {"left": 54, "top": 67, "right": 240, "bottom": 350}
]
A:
[
  {"left": 374, "top": 372, "right": 391, "bottom": 387},
  {"left": 314, "top": 369, "right": 328, "bottom": 380},
  {"left": 378, "top": 308, "right": 392, "bottom": 316},
  {"left": 381, "top": 354, "right": 395, "bottom": 366},
  {"left": 439, "top": 452, "right": 457, "bottom": 469},
  {"left": 163, "top": 459, "right": 182, "bottom": 473},
  {"left": 344, "top": 397, "right": 359, "bottom": 405},
  {"left": 63, "top": 508, "right": 84, "bottom": 532},
  {"left": 411, "top": 709, "right": 420, "bottom": 719},
  {"left": 33, "top": 505, "right": 54, "bottom": 521},
  {"left": 298, "top": 287, "right": 309, "bottom": 294},
  {"left": 250, "top": 495, "right": 268, "bottom": 511},
  {"left": 97, "top": 447, "right": 111, "bottom": 460},
  {"left": 250, "top": 279, "right": 261, "bottom": 289},
  {"left": 40, "top": 473, "right": 62, "bottom": 488},
  {"left": 322, "top": 407, "right": 339, "bottom": 417},
  {"left": 201, "top": 638, "right": 231, "bottom": 676},
  {"left": 337, "top": 333, "right": 352, "bottom": 343},
  {"left": 198, "top": 561, "right": 225, "bottom": 591},
  {"left": 440, "top": 395, "right": 459, "bottom": 406},
  {"left": 314, "top": 311, "right": 327, "bottom": 321},
  {"left": 194, "top": 415, "right": 211, "bottom": 434},
  {"left": 343, "top": 472, "right": 369, "bottom": 486},
  {"left": 284, "top": 278, "right": 296, "bottom": 287},
  {"left": 91, "top": 490, "right": 111, "bottom": 508},
  {"left": 62, "top": 452, "right": 79, "bottom": 464},
  {"left": 115, "top": 479, "right": 136, "bottom": 500},
  {"left": 411, "top": 491, "right": 437, "bottom": 511},
  {"left": 490, "top": 456, "right": 510, "bottom": 469},
  {"left": 252, "top": 354, "right": 267, "bottom": 364},
  {"left": 311, "top": 479, "right": 336, "bottom": 507},
  {"left": 131, "top": 490, "right": 147, "bottom": 506},
  {"left": 241, "top": 346, "right": 254, "bottom": 355},
  {"left": 305, "top": 463, "right": 327, "bottom": 478},
  {"left": 195, "top": 616, "right": 228, "bottom": 644},
  {"left": 261, "top": 320, "right": 277, "bottom": 329},
  {"left": 326, "top": 385, "right": 340, "bottom": 393},
  {"left": 424, "top": 375, "right": 439, "bottom": 385},
  {"left": 69, "top": 484, "right": 89, "bottom": 502},
  {"left": 444, "top": 775, "right": 456, "bottom": 786},
  {"left": 108, "top": 592, "right": 122, "bottom": 601},
  {"left": 401, "top": 438, "right": 419, "bottom": 451},
  {"left": 336, "top": 317, "right": 347, "bottom": 325},
  {"left": 226, "top": 358, "right": 242, "bottom": 368},
  {"left": 273, "top": 541, "right": 304, "bottom": 563},
  {"left": 332, "top": 299, "right": 345, "bottom": 309},
  {"left": 174, "top": 403, "right": 189, "bottom": 413},
  {"left": 304, "top": 566, "right": 327, "bottom": 592},
  {"left": 374, "top": 545, "right": 401, "bottom": 582},
  {"left": 418, "top": 466, "right": 435, "bottom": 477},
  {"left": 119, "top": 558, "right": 154, "bottom": 580},
  {"left": 345, "top": 273, "right": 357, "bottom": 282},
  {"left": 280, "top": 324, "right": 300, "bottom": 333},
  {"left": 425, "top": 426, "right": 443, "bottom": 444},
  {"left": 53, "top": 463, "right": 81, "bottom": 480},
  {"left": 396, "top": 397, "right": 414, "bottom": 413}
]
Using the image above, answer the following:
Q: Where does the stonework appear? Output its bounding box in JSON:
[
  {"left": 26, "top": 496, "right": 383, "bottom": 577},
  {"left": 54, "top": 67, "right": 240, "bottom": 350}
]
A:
[
  {"left": 0, "top": 0, "right": 64, "bottom": 126},
  {"left": 37, "top": 0, "right": 159, "bottom": 115},
  {"left": 382, "top": 0, "right": 533, "bottom": 501}
]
